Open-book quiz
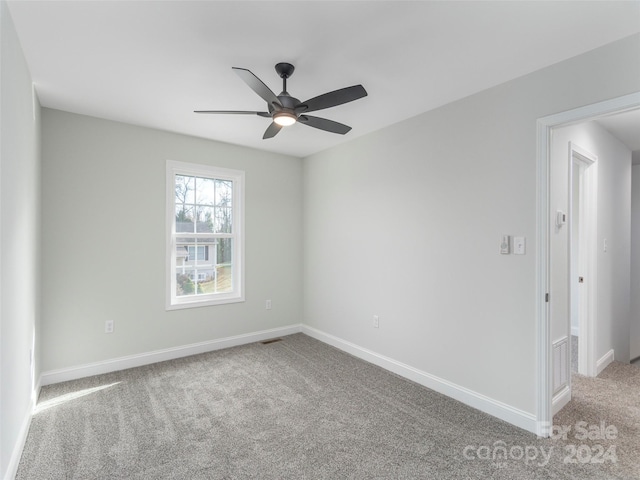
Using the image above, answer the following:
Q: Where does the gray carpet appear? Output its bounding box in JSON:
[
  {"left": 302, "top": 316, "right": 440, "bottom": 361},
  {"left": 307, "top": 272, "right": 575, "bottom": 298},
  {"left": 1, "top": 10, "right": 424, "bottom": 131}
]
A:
[{"left": 16, "top": 334, "right": 639, "bottom": 479}]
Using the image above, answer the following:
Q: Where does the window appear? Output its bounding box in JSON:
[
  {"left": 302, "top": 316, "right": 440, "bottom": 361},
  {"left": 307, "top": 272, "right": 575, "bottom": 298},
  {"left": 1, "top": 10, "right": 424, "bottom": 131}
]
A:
[
  {"left": 187, "top": 245, "right": 208, "bottom": 262},
  {"left": 167, "top": 160, "right": 244, "bottom": 309}
]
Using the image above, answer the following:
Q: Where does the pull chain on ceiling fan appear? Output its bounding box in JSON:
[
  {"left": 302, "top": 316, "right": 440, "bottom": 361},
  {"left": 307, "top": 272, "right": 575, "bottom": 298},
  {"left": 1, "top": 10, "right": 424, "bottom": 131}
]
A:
[{"left": 195, "top": 62, "right": 368, "bottom": 139}]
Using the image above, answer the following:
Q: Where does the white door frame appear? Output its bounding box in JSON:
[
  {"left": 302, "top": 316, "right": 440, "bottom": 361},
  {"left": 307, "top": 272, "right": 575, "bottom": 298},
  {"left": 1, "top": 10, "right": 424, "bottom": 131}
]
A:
[
  {"left": 570, "top": 144, "right": 598, "bottom": 377},
  {"left": 535, "top": 92, "right": 640, "bottom": 437}
]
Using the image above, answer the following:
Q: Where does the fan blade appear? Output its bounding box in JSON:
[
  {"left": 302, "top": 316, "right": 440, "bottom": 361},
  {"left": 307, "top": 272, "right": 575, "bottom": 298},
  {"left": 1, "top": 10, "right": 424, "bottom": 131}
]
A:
[
  {"left": 298, "top": 85, "right": 367, "bottom": 113},
  {"left": 298, "top": 115, "right": 352, "bottom": 135},
  {"left": 194, "top": 110, "right": 271, "bottom": 118},
  {"left": 263, "top": 122, "right": 282, "bottom": 139},
  {"left": 232, "top": 67, "right": 282, "bottom": 107}
]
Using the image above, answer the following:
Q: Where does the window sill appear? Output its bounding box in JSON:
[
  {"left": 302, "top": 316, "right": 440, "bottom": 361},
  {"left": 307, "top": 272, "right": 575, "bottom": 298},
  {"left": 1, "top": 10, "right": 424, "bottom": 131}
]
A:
[{"left": 166, "top": 295, "right": 245, "bottom": 311}]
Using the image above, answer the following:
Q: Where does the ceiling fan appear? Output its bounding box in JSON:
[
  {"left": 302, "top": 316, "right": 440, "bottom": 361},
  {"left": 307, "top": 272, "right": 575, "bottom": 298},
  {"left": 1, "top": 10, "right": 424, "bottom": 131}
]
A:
[{"left": 195, "top": 62, "right": 368, "bottom": 139}]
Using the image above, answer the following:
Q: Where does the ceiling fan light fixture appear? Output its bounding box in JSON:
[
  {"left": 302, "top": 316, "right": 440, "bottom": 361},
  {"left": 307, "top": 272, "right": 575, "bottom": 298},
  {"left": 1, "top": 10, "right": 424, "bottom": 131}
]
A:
[
  {"left": 273, "top": 112, "right": 297, "bottom": 127},
  {"left": 195, "top": 63, "right": 367, "bottom": 139}
]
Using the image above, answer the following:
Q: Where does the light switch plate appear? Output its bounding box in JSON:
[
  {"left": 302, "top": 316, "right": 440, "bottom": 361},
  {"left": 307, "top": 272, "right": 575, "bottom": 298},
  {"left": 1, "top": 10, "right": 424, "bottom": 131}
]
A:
[{"left": 514, "top": 236, "right": 526, "bottom": 255}]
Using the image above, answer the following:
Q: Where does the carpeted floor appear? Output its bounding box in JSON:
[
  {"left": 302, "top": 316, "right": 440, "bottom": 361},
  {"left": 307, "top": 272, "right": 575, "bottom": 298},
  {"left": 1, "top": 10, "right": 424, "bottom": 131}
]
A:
[{"left": 16, "top": 334, "right": 640, "bottom": 479}]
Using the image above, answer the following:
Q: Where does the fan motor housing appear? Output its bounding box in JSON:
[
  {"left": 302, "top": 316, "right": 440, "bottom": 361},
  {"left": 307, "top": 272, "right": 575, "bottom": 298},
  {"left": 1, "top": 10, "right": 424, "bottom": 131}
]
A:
[
  {"left": 278, "top": 95, "right": 300, "bottom": 109},
  {"left": 268, "top": 94, "right": 301, "bottom": 117}
]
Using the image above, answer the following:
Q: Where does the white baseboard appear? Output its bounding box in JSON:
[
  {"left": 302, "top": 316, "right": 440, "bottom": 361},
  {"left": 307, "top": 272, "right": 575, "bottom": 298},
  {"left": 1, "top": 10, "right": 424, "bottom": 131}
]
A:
[
  {"left": 596, "top": 349, "right": 614, "bottom": 376},
  {"left": 4, "top": 398, "right": 35, "bottom": 480},
  {"left": 41, "top": 324, "right": 302, "bottom": 386},
  {"left": 301, "top": 325, "right": 537, "bottom": 434},
  {"left": 552, "top": 385, "right": 571, "bottom": 416}
]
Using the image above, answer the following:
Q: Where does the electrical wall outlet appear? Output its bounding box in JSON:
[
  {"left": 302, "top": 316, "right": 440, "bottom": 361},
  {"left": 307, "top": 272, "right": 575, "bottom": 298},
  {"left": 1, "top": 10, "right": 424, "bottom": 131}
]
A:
[
  {"left": 266, "top": 299, "right": 272, "bottom": 310},
  {"left": 105, "top": 320, "right": 114, "bottom": 334},
  {"left": 373, "top": 315, "right": 380, "bottom": 328}
]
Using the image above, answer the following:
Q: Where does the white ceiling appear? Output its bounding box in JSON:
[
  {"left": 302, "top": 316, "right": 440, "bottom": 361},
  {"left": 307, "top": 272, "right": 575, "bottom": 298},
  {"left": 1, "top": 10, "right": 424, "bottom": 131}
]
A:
[
  {"left": 595, "top": 108, "right": 640, "bottom": 154},
  {"left": 7, "top": 1, "right": 640, "bottom": 158}
]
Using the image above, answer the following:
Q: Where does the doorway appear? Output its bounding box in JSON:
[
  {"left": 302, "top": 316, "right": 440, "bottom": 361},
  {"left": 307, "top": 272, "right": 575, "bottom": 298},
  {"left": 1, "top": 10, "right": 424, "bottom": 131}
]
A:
[{"left": 535, "top": 91, "right": 640, "bottom": 437}]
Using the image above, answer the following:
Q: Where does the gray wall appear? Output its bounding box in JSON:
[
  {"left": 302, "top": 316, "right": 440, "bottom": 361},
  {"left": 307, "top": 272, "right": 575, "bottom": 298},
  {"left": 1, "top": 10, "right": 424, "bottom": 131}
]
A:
[
  {"left": 303, "top": 34, "right": 640, "bottom": 415},
  {"left": 0, "top": 1, "right": 41, "bottom": 478},
  {"left": 40, "top": 109, "right": 303, "bottom": 371}
]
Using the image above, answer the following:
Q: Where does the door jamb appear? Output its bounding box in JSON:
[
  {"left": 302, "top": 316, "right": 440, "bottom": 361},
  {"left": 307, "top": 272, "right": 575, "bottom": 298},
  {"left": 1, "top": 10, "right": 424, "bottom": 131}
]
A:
[{"left": 570, "top": 144, "right": 597, "bottom": 377}]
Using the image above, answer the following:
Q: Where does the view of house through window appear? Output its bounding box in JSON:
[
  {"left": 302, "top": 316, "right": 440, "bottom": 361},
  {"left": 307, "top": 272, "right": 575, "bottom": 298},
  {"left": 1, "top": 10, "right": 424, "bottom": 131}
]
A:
[{"left": 167, "top": 161, "right": 244, "bottom": 308}]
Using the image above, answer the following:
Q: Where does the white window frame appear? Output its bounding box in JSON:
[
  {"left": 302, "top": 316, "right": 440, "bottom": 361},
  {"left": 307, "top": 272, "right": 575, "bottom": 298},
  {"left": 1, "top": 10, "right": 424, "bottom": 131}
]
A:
[{"left": 166, "top": 160, "right": 245, "bottom": 310}]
